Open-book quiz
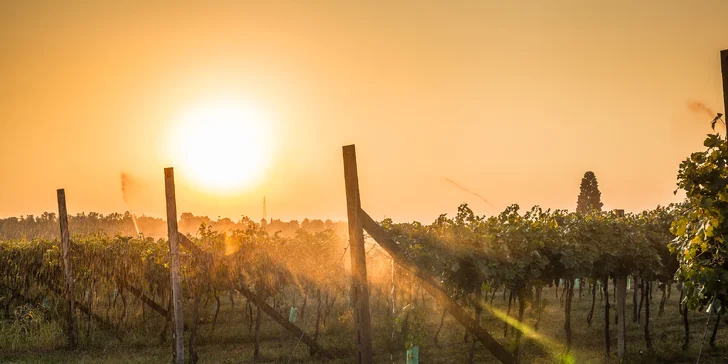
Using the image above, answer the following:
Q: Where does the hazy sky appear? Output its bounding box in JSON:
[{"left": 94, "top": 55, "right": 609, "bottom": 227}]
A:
[{"left": 1, "top": 1, "right": 727, "bottom": 222}]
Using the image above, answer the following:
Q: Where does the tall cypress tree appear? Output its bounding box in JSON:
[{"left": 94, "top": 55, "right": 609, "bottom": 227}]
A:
[{"left": 576, "top": 171, "right": 603, "bottom": 214}]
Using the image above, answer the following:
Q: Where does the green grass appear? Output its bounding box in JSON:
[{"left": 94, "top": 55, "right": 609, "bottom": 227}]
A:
[{"left": 1, "top": 286, "right": 726, "bottom": 363}]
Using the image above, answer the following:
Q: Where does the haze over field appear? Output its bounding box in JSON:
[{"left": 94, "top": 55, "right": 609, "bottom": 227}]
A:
[{"left": 1, "top": 1, "right": 727, "bottom": 222}]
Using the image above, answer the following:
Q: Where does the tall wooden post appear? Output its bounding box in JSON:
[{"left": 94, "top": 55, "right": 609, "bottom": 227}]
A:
[
  {"left": 616, "top": 276, "right": 627, "bottom": 358},
  {"left": 342, "top": 145, "right": 374, "bottom": 364},
  {"left": 57, "top": 189, "right": 78, "bottom": 348},
  {"left": 164, "top": 168, "right": 185, "bottom": 364},
  {"left": 721, "top": 49, "right": 727, "bottom": 125},
  {"left": 614, "top": 209, "right": 627, "bottom": 359}
]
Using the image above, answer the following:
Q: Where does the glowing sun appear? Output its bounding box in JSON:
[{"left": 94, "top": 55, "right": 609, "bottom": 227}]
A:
[{"left": 169, "top": 99, "right": 272, "bottom": 192}]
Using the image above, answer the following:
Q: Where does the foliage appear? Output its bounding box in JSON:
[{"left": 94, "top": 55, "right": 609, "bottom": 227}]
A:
[
  {"left": 671, "top": 133, "right": 728, "bottom": 314},
  {"left": 394, "top": 304, "right": 427, "bottom": 350},
  {"left": 0, "top": 303, "right": 63, "bottom": 352},
  {"left": 0, "top": 223, "right": 348, "bottom": 340},
  {"left": 383, "top": 204, "right": 675, "bottom": 300},
  {"left": 0, "top": 212, "right": 348, "bottom": 241},
  {"left": 576, "top": 171, "right": 604, "bottom": 215},
  {"left": 0, "top": 190, "right": 694, "bottom": 360}
]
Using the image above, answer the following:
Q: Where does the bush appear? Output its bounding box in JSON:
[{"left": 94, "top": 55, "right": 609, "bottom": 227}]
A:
[{"left": 0, "top": 304, "right": 63, "bottom": 353}]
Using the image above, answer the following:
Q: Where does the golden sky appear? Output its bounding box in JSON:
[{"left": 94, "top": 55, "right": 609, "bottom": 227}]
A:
[{"left": 1, "top": 1, "right": 727, "bottom": 222}]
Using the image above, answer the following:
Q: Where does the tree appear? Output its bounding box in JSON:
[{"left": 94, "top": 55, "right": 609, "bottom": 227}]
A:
[
  {"left": 671, "top": 133, "right": 728, "bottom": 317},
  {"left": 576, "top": 172, "right": 604, "bottom": 214}
]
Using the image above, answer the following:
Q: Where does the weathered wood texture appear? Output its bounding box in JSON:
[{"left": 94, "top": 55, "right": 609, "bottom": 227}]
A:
[
  {"left": 721, "top": 49, "right": 727, "bottom": 119},
  {"left": 616, "top": 276, "right": 627, "bottom": 358},
  {"left": 342, "top": 145, "right": 374, "bottom": 364},
  {"left": 235, "top": 285, "right": 327, "bottom": 356},
  {"left": 57, "top": 189, "right": 78, "bottom": 348},
  {"left": 164, "top": 168, "right": 185, "bottom": 364}
]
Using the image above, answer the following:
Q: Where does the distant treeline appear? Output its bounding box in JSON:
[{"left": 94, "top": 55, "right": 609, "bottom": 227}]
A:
[{"left": 0, "top": 211, "right": 348, "bottom": 240}]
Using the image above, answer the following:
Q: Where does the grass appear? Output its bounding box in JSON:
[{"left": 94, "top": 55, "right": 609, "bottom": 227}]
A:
[{"left": 0, "top": 285, "right": 726, "bottom": 363}]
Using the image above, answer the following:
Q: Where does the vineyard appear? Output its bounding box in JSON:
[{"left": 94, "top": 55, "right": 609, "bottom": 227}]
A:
[
  {"left": 3, "top": 47, "right": 728, "bottom": 361},
  {"left": 0, "top": 131, "right": 727, "bottom": 364},
  {"left": 1, "top": 204, "right": 726, "bottom": 363}
]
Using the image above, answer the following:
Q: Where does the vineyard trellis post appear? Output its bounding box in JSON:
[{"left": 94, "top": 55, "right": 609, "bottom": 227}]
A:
[
  {"left": 342, "top": 145, "right": 374, "bottom": 364},
  {"left": 343, "top": 144, "right": 515, "bottom": 364},
  {"left": 616, "top": 276, "right": 627, "bottom": 358},
  {"left": 721, "top": 49, "right": 727, "bottom": 128},
  {"left": 614, "top": 209, "right": 627, "bottom": 359},
  {"left": 164, "top": 167, "right": 185, "bottom": 364},
  {"left": 360, "top": 210, "right": 516, "bottom": 363},
  {"left": 57, "top": 188, "right": 78, "bottom": 348}
]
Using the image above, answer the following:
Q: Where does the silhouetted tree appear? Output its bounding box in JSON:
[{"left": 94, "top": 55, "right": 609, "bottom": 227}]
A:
[{"left": 576, "top": 171, "right": 603, "bottom": 214}]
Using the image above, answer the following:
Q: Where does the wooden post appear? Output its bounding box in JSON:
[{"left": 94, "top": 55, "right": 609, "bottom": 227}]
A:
[
  {"left": 360, "top": 209, "right": 515, "bottom": 364},
  {"left": 613, "top": 209, "right": 627, "bottom": 359},
  {"left": 342, "top": 145, "right": 374, "bottom": 364},
  {"left": 616, "top": 276, "right": 627, "bottom": 358},
  {"left": 57, "top": 189, "right": 78, "bottom": 348},
  {"left": 721, "top": 49, "right": 728, "bottom": 132},
  {"left": 234, "top": 286, "right": 328, "bottom": 356},
  {"left": 164, "top": 168, "right": 185, "bottom": 364}
]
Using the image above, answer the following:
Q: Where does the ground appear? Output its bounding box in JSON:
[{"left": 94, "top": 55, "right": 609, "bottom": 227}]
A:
[{"left": 1, "top": 285, "right": 726, "bottom": 363}]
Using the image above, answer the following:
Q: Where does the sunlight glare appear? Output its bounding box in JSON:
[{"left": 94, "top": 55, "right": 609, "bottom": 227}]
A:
[{"left": 170, "top": 98, "right": 272, "bottom": 193}]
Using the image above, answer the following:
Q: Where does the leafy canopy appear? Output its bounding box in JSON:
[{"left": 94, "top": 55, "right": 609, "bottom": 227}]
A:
[
  {"left": 576, "top": 171, "right": 603, "bottom": 215},
  {"left": 671, "top": 133, "right": 728, "bottom": 314}
]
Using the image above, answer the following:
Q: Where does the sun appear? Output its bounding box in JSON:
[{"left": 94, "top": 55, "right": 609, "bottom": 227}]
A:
[{"left": 169, "top": 98, "right": 272, "bottom": 193}]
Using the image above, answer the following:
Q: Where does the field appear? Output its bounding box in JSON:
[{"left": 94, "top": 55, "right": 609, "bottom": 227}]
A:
[
  {"left": 2, "top": 134, "right": 728, "bottom": 364},
  {"left": 1, "top": 283, "right": 725, "bottom": 364},
  {"left": 0, "top": 202, "right": 725, "bottom": 364}
]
